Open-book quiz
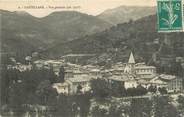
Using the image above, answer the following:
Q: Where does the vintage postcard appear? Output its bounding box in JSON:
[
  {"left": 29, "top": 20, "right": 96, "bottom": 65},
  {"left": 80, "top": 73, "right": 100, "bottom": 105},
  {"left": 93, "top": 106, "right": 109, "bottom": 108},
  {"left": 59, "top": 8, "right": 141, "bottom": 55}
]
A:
[{"left": 0, "top": 0, "right": 184, "bottom": 117}]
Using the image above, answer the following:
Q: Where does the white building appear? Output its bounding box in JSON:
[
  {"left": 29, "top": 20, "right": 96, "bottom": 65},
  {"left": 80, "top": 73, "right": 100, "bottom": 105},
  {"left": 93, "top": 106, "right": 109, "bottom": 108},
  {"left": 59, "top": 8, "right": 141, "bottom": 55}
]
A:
[
  {"left": 167, "top": 78, "right": 183, "bottom": 92},
  {"left": 52, "top": 82, "right": 69, "bottom": 95},
  {"left": 135, "top": 65, "right": 156, "bottom": 79},
  {"left": 150, "top": 74, "right": 183, "bottom": 92},
  {"left": 7, "top": 63, "right": 32, "bottom": 72},
  {"left": 106, "top": 74, "right": 138, "bottom": 89},
  {"left": 124, "top": 52, "right": 157, "bottom": 80},
  {"left": 66, "top": 77, "right": 92, "bottom": 94}
]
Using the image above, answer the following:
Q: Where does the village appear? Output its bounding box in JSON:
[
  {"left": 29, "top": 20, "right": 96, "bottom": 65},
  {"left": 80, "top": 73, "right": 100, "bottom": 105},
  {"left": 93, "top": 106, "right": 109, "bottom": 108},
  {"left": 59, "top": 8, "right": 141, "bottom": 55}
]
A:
[{"left": 7, "top": 52, "right": 183, "bottom": 96}]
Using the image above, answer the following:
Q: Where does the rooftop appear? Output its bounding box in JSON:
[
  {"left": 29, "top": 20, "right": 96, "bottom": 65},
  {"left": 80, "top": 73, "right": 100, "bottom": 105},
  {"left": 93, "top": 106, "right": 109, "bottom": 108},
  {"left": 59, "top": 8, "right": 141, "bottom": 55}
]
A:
[
  {"left": 128, "top": 52, "right": 135, "bottom": 64},
  {"left": 53, "top": 82, "right": 69, "bottom": 87},
  {"left": 66, "top": 77, "right": 92, "bottom": 83},
  {"left": 135, "top": 65, "right": 156, "bottom": 69}
]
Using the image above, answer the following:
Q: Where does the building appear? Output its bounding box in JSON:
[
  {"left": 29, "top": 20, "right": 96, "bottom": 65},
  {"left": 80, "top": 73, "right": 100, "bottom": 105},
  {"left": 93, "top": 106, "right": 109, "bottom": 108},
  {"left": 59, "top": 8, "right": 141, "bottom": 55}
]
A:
[
  {"left": 149, "top": 76, "right": 168, "bottom": 88},
  {"left": 135, "top": 64, "right": 156, "bottom": 79},
  {"left": 150, "top": 74, "right": 183, "bottom": 92},
  {"left": 33, "top": 59, "right": 65, "bottom": 73},
  {"left": 52, "top": 82, "right": 69, "bottom": 95},
  {"left": 167, "top": 78, "right": 183, "bottom": 92},
  {"left": 66, "top": 77, "right": 92, "bottom": 94},
  {"left": 124, "top": 52, "right": 135, "bottom": 74},
  {"left": 124, "top": 52, "right": 157, "bottom": 80},
  {"left": 106, "top": 74, "right": 138, "bottom": 89},
  {"left": 7, "top": 63, "right": 32, "bottom": 72}
]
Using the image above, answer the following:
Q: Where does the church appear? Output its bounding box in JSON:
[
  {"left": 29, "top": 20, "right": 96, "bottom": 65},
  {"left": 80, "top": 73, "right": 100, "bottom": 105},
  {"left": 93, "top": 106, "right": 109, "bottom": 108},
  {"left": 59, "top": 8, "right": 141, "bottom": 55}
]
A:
[
  {"left": 123, "top": 52, "right": 183, "bottom": 92},
  {"left": 124, "top": 52, "right": 157, "bottom": 80}
]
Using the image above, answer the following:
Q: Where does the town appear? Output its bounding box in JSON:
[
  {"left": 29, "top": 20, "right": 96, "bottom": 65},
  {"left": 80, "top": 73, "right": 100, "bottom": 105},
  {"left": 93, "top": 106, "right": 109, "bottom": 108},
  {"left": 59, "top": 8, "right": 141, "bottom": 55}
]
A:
[
  {"left": 2, "top": 50, "right": 184, "bottom": 117},
  {"left": 7, "top": 52, "right": 183, "bottom": 95}
]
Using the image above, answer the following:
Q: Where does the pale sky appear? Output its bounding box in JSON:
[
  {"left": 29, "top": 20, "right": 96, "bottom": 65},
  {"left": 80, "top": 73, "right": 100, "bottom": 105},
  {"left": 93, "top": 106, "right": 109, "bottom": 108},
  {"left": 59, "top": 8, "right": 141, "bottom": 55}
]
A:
[{"left": 0, "top": 0, "right": 156, "bottom": 17}]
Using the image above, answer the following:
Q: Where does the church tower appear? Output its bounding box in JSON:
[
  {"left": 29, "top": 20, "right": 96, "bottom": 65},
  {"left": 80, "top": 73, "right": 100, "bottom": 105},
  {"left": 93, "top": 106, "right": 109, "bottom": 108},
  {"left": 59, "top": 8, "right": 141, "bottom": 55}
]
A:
[
  {"left": 124, "top": 52, "right": 135, "bottom": 74},
  {"left": 128, "top": 52, "right": 135, "bottom": 64}
]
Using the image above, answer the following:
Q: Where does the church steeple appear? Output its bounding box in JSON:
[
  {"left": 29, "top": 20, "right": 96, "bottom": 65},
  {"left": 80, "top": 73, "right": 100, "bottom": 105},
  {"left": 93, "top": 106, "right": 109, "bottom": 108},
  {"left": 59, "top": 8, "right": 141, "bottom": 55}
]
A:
[
  {"left": 128, "top": 52, "right": 135, "bottom": 64},
  {"left": 124, "top": 51, "right": 135, "bottom": 74}
]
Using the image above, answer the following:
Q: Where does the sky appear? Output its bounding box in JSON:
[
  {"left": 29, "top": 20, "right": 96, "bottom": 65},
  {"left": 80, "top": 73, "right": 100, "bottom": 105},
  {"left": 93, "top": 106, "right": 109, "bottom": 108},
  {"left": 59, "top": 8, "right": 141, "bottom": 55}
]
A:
[{"left": 0, "top": 0, "right": 156, "bottom": 17}]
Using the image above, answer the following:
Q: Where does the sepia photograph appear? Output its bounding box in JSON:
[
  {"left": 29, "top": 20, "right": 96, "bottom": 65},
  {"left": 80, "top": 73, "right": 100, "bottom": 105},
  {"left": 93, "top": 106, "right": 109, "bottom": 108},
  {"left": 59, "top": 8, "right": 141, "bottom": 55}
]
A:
[{"left": 0, "top": 0, "right": 184, "bottom": 117}]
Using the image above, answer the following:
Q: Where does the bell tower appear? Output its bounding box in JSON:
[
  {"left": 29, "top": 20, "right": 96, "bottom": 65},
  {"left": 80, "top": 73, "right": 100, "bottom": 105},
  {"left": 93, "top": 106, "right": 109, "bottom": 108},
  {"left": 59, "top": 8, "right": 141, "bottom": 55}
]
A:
[{"left": 124, "top": 52, "right": 135, "bottom": 74}]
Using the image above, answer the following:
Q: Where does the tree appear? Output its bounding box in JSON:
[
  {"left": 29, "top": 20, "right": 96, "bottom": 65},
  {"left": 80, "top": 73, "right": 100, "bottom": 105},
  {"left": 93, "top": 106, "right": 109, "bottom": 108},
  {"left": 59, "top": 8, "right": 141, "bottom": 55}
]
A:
[
  {"left": 126, "top": 85, "right": 147, "bottom": 96},
  {"left": 126, "top": 87, "right": 137, "bottom": 96},
  {"left": 76, "top": 85, "right": 83, "bottom": 94},
  {"left": 158, "top": 87, "right": 167, "bottom": 94},
  {"left": 54, "top": 94, "right": 70, "bottom": 117},
  {"left": 129, "top": 98, "right": 152, "bottom": 117},
  {"left": 91, "top": 78, "right": 110, "bottom": 99},
  {"left": 1, "top": 65, "right": 10, "bottom": 105},
  {"left": 177, "top": 95, "right": 184, "bottom": 116},
  {"left": 36, "top": 80, "right": 58, "bottom": 105},
  {"left": 136, "top": 85, "right": 147, "bottom": 96},
  {"left": 9, "top": 82, "right": 26, "bottom": 106},
  {"left": 58, "top": 66, "right": 65, "bottom": 83},
  {"left": 153, "top": 96, "right": 178, "bottom": 117},
  {"left": 48, "top": 66, "right": 57, "bottom": 84},
  {"left": 148, "top": 85, "right": 157, "bottom": 94},
  {"left": 75, "top": 94, "right": 91, "bottom": 117},
  {"left": 109, "top": 105, "right": 122, "bottom": 117},
  {"left": 111, "top": 81, "right": 126, "bottom": 97},
  {"left": 91, "top": 106, "right": 108, "bottom": 117}
]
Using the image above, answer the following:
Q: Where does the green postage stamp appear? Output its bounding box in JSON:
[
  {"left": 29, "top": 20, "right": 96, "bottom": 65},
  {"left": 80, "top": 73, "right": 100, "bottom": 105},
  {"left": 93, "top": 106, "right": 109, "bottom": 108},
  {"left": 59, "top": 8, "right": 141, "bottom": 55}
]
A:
[{"left": 157, "top": 0, "right": 184, "bottom": 32}]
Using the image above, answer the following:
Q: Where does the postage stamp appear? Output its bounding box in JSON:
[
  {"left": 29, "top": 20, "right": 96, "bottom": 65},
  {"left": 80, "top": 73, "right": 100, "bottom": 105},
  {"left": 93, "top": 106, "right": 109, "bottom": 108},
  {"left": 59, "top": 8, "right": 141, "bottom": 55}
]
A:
[{"left": 157, "top": 0, "right": 183, "bottom": 32}]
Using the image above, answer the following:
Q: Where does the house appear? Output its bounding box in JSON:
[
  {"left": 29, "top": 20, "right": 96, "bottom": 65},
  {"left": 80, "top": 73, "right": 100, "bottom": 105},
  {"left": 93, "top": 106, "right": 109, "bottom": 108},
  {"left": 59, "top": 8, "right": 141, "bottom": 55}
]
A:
[
  {"left": 124, "top": 52, "right": 157, "bottom": 80},
  {"left": 66, "top": 77, "right": 92, "bottom": 94},
  {"left": 149, "top": 76, "right": 168, "bottom": 88},
  {"left": 123, "top": 74, "right": 138, "bottom": 89},
  {"left": 135, "top": 64, "right": 156, "bottom": 79},
  {"left": 167, "top": 78, "right": 183, "bottom": 93},
  {"left": 106, "top": 74, "right": 138, "bottom": 89},
  {"left": 106, "top": 75, "right": 125, "bottom": 88},
  {"left": 150, "top": 74, "right": 183, "bottom": 92},
  {"left": 52, "top": 82, "right": 69, "bottom": 95},
  {"left": 7, "top": 63, "right": 32, "bottom": 72}
]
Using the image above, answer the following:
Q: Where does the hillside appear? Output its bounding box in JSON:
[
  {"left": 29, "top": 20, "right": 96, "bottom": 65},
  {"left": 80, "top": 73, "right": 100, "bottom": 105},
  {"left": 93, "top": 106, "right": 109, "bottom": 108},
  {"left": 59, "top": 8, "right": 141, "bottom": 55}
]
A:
[
  {"left": 0, "top": 10, "right": 111, "bottom": 59},
  {"left": 1, "top": 10, "right": 47, "bottom": 58},
  {"left": 41, "top": 11, "right": 111, "bottom": 42},
  {"left": 97, "top": 6, "right": 156, "bottom": 25},
  {"left": 45, "top": 14, "right": 184, "bottom": 68},
  {"left": 44, "top": 15, "right": 157, "bottom": 57}
]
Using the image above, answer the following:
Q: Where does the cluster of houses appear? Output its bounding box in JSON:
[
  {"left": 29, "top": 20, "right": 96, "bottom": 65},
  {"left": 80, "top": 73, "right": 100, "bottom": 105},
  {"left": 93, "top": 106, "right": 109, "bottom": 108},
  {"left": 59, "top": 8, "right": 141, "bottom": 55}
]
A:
[
  {"left": 7, "top": 52, "right": 183, "bottom": 95},
  {"left": 40, "top": 52, "right": 183, "bottom": 95}
]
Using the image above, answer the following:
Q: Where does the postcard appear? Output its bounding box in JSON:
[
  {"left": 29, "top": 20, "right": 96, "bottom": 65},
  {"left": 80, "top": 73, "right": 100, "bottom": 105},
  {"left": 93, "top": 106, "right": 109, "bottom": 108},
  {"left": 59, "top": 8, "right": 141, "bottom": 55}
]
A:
[{"left": 0, "top": 0, "right": 184, "bottom": 117}]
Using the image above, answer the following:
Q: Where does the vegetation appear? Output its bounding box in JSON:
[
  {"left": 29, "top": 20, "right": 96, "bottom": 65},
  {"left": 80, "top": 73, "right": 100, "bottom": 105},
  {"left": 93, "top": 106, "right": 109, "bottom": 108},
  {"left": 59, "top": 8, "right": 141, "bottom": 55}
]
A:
[
  {"left": 90, "top": 96, "right": 179, "bottom": 117},
  {"left": 1, "top": 66, "right": 182, "bottom": 117},
  {"left": 58, "top": 66, "right": 65, "bottom": 83},
  {"left": 158, "top": 87, "right": 168, "bottom": 95},
  {"left": 46, "top": 15, "right": 184, "bottom": 78},
  {"left": 0, "top": 65, "right": 92, "bottom": 117},
  {"left": 91, "top": 78, "right": 110, "bottom": 99},
  {"left": 91, "top": 79, "right": 154, "bottom": 98},
  {"left": 153, "top": 96, "right": 178, "bottom": 117},
  {"left": 126, "top": 85, "right": 147, "bottom": 96},
  {"left": 148, "top": 85, "right": 157, "bottom": 93},
  {"left": 177, "top": 95, "right": 184, "bottom": 116}
]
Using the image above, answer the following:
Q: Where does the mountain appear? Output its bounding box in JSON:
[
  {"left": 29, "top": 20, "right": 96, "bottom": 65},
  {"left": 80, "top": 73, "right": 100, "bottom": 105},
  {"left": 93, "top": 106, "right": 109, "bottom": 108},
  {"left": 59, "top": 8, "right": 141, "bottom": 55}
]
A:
[
  {"left": 0, "top": 10, "right": 112, "bottom": 60},
  {"left": 1, "top": 10, "right": 46, "bottom": 58},
  {"left": 45, "top": 14, "right": 184, "bottom": 66},
  {"left": 97, "top": 6, "right": 156, "bottom": 25},
  {"left": 45, "top": 13, "right": 184, "bottom": 75},
  {"left": 41, "top": 11, "right": 111, "bottom": 42},
  {"left": 44, "top": 15, "right": 157, "bottom": 57}
]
